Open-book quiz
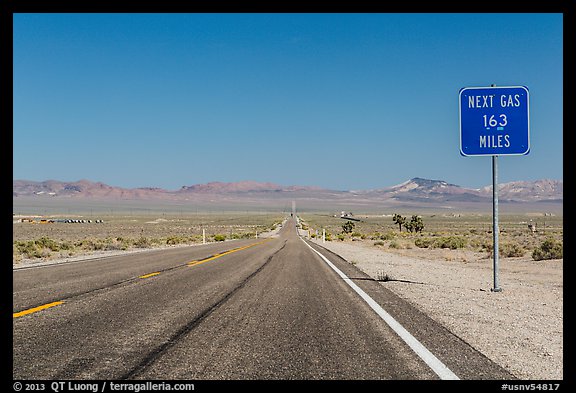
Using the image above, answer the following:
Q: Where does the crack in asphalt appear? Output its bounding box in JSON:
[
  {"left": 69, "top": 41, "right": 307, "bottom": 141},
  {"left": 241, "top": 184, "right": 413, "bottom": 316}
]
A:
[{"left": 120, "top": 241, "right": 287, "bottom": 380}]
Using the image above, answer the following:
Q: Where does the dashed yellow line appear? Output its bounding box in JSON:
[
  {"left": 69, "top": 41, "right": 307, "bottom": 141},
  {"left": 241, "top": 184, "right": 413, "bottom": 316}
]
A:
[
  {"left": 13, "top": 301, "right": 64, "bottom": 318},
  {"left": 14, "top": 239, "right": 273, "bottom": 319},
  {"left": 139, "top": 272, "right": 161, "bottom": 279},
  {"left": 187, "top": 239, "right": 271, "bottom": 267}
]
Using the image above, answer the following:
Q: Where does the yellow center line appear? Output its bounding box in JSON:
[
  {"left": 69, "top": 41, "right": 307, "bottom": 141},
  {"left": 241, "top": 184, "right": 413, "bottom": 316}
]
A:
[
  {"left": 139, "top": 272, "right": 161, "bottom": 279},
  {"left": 13, "top": 239, "right": 273, "bottom": 319},
  {"left": 187, "top": 239, "right": 272, "bottom": 267},
  {"left": 13, "top": 301, "right": 64, "bottom": 318}
]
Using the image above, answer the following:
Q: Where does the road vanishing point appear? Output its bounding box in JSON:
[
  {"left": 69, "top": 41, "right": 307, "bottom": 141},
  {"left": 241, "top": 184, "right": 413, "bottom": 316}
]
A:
[{"left": 13, "top": 218, "right": 513, "bottom": 380}]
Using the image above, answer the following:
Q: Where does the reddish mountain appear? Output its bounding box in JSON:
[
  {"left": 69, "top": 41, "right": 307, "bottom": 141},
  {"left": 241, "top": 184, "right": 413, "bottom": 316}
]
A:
[
  {"left": 13, "top": 178, "right": 563, "bottom": 205},
  {"left": 179, "top": 181, "right": 284, "bottom": 193}
]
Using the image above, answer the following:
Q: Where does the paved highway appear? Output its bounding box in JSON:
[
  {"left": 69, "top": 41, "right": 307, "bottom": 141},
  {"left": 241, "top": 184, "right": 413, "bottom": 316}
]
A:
[{"left": 13, "top": 218, "right": 513, "bottom": 380}]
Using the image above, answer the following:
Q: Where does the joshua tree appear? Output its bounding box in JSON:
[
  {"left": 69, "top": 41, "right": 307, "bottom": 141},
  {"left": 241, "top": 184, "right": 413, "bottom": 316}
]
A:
[
  {"left": 405, "top": 215, "right": 424, "bottom": 233},
  {"left": 392, "top": 214, "right": 406, "bottom": 232},
  {"left": 342, "top": 220, "right": 355, "bottom": 234}
]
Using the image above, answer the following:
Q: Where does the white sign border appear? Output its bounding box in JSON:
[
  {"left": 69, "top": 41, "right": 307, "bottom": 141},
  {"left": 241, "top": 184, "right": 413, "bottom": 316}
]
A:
[{"left": 459, "top": 85, "right": 530, "bottom": 157}]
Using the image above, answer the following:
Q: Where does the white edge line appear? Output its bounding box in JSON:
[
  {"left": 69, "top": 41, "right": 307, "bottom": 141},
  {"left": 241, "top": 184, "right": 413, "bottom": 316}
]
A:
[{"left": 300, "top": 237, "right": 460, "bottom": 380}]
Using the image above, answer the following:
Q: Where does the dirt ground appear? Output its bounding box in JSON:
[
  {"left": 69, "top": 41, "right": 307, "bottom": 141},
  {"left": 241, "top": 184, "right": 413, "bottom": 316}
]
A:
[{"left": 307, "top": 236, "right": 563, "bottom": 380}]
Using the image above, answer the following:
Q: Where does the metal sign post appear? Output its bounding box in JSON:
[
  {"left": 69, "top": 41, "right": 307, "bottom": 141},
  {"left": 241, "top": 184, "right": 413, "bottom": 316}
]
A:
[
  {"left": 459, "top": 84, "right": 530, "bottom": 292},
  {"left": 492, "top": 155, "right": 501, "bottom": 292}
]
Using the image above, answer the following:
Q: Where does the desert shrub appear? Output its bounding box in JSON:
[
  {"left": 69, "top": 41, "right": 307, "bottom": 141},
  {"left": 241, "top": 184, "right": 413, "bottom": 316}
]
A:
[
  {"left": 166, "top": 236, "right": 184, "bottom": 245},
  {"left": 414, "top": 236, "right": 466, "bottom": 249},
  {"left": 500, "top": 243, "right": 525, "bottom": 258},
  {"left": 134, "top": 237, "right": 151, "bottom": 248},
  {"left": 532, "top": 238, "right": 563, "bottom": 261},
  {"left": 481, "top": 242, "right": 494, "bottom": 253},
  {"left": 35, "top": 237, "right": 61, "bottom": 252},
  {"left": 13, "top": 245, "right": 23, "bottom": 262},
  {"left": 117, "top": 238, "right": 131, "bottom": 250},
  {"left": 351, "top": 232, "right": 363, "bottom": 238},
  {"left": 376, "top": 271, "right": 390, "bottom": 281},
  {"left": 373, "top": 240, "right": 385, "bottom": 246},
  {"left": 93, "top": 239, "right": 106, "bottom": 251},
  {"left": 75, "top": 239, "right": 90, "bottom": 249},
  {"left": 380, "top": 231, "right": 396, "bottom": 241},
  {"left": 468, "top": 238, "right": 487, "bottom": 251},
  {"left": 58, "top": 240, "right": 74, "bottom": 251},
  {"left": 213, "top": 234, "right": 226, "bottom": 242},
  {"left": 337, "top": 234, "right": 345, "bottom": 241},
  {"left": 150, "top": 238, "right": 163, "bottom": 246},
  {"left": 233, "top": 232, "right": 256, "bottom": 240},
  {"left": 434, "top": 236, "right": 467, "bottom": 250},
  {"left": 76, "top": 238, "right": 105, "bottom": 251},
  {"left": 389, "top": 240, "right": 400, "bottom": 249},
  {"left": 325, "top": 232, "right": 333, "bottom": 241},
  {"left": 103, "top": 239, "right": 125, "bottom": 251},
  {"left": 414, "top": 238, "right": 433, "bottom": 248},
  {"left": 15, "top": 240, "right": 43, "bottom": 259},
  {"left": 94, "top": 240, "right": 106, "bottom": 250},
  {"left": 370, "top": 232, "right": 382, "bottom": 240}
]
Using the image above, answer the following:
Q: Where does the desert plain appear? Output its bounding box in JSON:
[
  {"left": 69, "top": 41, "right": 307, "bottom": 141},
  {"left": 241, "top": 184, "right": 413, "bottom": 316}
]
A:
[{"left": 13, "top": 206, "right": 563, "bottom": 380}]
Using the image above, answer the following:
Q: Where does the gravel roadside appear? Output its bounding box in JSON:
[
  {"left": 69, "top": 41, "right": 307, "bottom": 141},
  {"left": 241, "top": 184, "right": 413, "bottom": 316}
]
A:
[{"left": 308, "top": 237, "right": 563, "bottom": 380}]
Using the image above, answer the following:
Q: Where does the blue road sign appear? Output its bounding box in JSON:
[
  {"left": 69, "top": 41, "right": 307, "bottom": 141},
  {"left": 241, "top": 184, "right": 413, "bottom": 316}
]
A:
[{"left": 459, "top": 86, "right": 530, "bottom": 156}]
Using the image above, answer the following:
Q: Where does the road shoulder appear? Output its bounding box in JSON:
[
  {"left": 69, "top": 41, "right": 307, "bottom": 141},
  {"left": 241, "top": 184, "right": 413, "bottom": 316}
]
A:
[{"left": 306, "top": 237, "right": 563, "bottom": 380}]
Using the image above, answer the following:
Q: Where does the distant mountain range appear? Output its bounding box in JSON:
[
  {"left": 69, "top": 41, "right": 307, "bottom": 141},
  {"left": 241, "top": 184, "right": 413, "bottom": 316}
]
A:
[
  {"left": 13, "top": 178, "right": 563, "bottom": 207},
  {"left": 356, "top": 178, "right": 563, "bottom": 203}
]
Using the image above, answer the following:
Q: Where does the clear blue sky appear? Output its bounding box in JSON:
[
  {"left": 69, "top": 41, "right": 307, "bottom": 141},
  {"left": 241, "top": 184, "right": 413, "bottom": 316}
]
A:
[{"left": 13, "top": 13, "right": 563, "bottom": 191}]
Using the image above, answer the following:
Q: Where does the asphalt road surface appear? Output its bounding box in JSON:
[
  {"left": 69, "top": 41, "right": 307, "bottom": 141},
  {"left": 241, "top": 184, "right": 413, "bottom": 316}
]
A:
[{"left": 13, "top": 218, "right": 514, "bottom": 380}]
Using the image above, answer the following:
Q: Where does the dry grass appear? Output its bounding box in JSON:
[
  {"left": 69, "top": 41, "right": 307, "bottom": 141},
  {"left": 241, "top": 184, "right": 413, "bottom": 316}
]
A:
[
  {"left": 299, "top": 212, "right": 562, "bottom": 261},
  {"left": 13, "top": 212, "right": 284, "bottom": 263}
]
